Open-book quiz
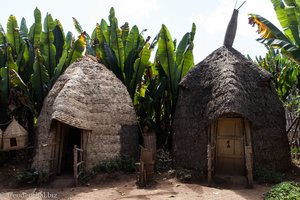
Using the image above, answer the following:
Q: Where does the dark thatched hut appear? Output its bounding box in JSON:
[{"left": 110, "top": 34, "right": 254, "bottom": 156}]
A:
[
  {"left": 32, "top": 57, "right": 139, "bottom": 178},
  {"left": 172, "top": 46, "right": 291, "bottom": 184}
]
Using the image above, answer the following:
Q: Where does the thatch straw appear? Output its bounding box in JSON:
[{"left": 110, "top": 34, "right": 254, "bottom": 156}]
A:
[
  {"left": 4, "top": 118, "right": 28, "bottom": 137},
  {"left": 173, "top": 46, "right": 290, "bottom": 173}
]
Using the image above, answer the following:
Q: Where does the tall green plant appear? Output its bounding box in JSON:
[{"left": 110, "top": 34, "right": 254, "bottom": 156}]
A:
[
  {"left": 0, "top": 7, "right": 86, "bottom": 126},
  {"left": 249, "top": 0, "right": 300, "bottom": 64},
  {"left": 250, "top": 48, "right": 299, "bottom": 101},
  {"left": 135, "top": 23, "right": 196, "bottom": 147},
  {"left": 93, "top": 7, "right": 150, "bottom": 98}
]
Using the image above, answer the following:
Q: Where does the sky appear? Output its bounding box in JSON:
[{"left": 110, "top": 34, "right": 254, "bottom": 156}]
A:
[{"left": 1, "top": 0, "right": 280, "bottom": 63}]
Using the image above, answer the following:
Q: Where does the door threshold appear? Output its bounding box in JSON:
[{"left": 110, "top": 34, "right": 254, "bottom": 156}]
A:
[{"left": 213, "top": 174, "right": 247, "bottom": 186}]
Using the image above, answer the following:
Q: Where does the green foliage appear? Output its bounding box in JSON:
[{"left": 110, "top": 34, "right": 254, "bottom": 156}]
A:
[
  {"left": 251, "top": 48, "right": 299, "bottom": 102},
  {"left": 254, "top": 166, "right": 284, "bottom": 184},
  {"left": 31, "top": 49, "right": 49, "bottom": 112},
  {"left": 264, "top": 181, "right": 300, "bottom": 200},
  {"left": 135, "top": 23, "right": 196, "bottom": 147},
  {"left": 0, "top": 7, "right": 86, "bottom": 124},
  {"left": 249, "top": 1, "right": 300, "bottom": 64},
  {"left": 291, "top": 146, "right": 300, "bottom": 154}
]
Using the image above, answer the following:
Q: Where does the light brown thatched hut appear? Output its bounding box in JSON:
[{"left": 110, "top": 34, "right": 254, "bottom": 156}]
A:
[
  {"left": 32, "top": 57, "right": 139, "bottom": 177},
  {"left": 3, "top": 118, "right": 28, "bottom": 150},
  {"left": 172, "top": 46, "right": 291, "bottom": 184}
]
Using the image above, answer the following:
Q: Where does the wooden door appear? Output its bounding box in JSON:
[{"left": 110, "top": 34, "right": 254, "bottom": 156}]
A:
[{"left": 216, "top": 118, "right": 245, "bottom": 175}]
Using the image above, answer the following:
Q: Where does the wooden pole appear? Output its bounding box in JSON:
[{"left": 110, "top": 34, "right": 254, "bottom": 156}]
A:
[
  {"left": 207, "top": 144, "right": 212, "bottom": 186},
  {"left": 74, "top": 144, "right": 78, "bottom": 186}
]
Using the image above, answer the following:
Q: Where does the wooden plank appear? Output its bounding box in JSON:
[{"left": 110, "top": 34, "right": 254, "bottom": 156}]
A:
[
  {"left": 216, "top": 118, "right": 244, "bottom": 175},
  {"left": 74, "top": 144, "right": 78, "bottom": 186},
  {"left": 76, "top": 161, "right": 84, "bottom": 167},
  {"left": 244, "top": 120, "right": 253, "bottom": 187},
  {"left": 207, "top": 144, "right": 212, "bottom": 186},
  {"left": 57, "top": 123, "right": 64, "bottom": 174}
]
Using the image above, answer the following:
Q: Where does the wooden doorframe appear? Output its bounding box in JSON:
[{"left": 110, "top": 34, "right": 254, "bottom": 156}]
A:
[
  {"left": 52, "top": 122, "right": 89, "bottom": 176},
  {"left": 207, "top": 117, "right": 253, "bottom": 186}
]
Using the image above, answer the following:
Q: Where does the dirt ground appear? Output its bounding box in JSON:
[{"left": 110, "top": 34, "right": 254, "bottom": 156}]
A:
[{"left": 0, "top": 172, "right": 271, "bottom": 200}]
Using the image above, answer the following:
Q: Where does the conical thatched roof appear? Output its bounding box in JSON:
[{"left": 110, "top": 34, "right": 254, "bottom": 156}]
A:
[
  {"left": 4, "top": 118, "right": 28, "bottom": 137},
  {"left": 179, "top": 46, "right": 273, "bottom": 124},
  {"left": 37, "top": 57, "right": 137, "bottom": 137},
  {"left": 173, "top": 46, "right": 290, "bottom": 172}
]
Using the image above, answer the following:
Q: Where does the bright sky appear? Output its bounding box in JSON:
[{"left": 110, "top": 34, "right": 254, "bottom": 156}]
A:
[{"left": 1, "top": 0, "right": 280, "bottom": 63}]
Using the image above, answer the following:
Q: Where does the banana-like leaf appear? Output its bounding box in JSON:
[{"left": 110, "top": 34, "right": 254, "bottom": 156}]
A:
[
  {"left": 103, "top": 42, "right": 123, "bottom": 81},
  {"left": 150, "top": 33, "right": 159, "bottom": 50},
  {"left": 156, "top": 24, "right": 176, "bottom": 96},
  {"left": 94, "top": 24, "right": 108, "bottom": 65},
  {"left": 0, "top": 23, "right": 7, "bottom": 46},
  {"left": 0, "top": 46, "right": 18, "bottom": 112},
  {"left": 271, "top": 0, "right": 300, "bottom": 45},
  {"left": 121, "top": 22, "right": 129, "bottom": 47},
  {"left": 173, "top": 39, "right": 177, "bottom": 51},
  {"left": 9, "top": 69, "right": 27, "bottom": 92},
  {"left": 100, "top": 19, "right": 110, "bottom": 45},
  {"left": 53, "top": 32, "right": 71, "bottom": 82},
  {"left": 0, "top": 66, "right": 9, "bottom": 109},
  {"left": 177, "top": 23, "right": 196, "bottom": 80},
  {"left": 110, "top": 12, "right": 125, "bottom": 76},
  {"left": 125, "top": 25, "right": 139, "bottom": 60},
  {"left": 190, "top": 23, "right": 196, "bottom": 42},
  {"left": 178, "top": 43, "right": 194, "bottom": 80},
  {"left": 91, "top": 28, "right": 96, "bottom": 41},
  {"left": 249, "top": 14, "right": 289, "bottom": 41},
  {"left": 7, "top": 15, "right": 21, "bottom": 55},
  {"left": 176, "top": 33, "right": 189, "bottom": 67},
  {"left": 29, "top": 7, "right": 42, "bottom": 48},
  {"left": 9, "top": 70, "right": 35, "bottom": 112},
  {"left": 20, "top": 18, "right": 28, "bottom": 36},
  {"left": 31, "top": 49, "right": 49, "bottom": 113},
  {"left": 65, "top": 34, "right": 86, "bottom": 66},
  {"left": 7, "top": 46, "right": 18, "bottom": 72},
  {"left": 72, "top": 17, "right": 83, "bottom": 34},
  {"left": 53, "top": 19, "right": 65, "bottom": 65},
  {"left": 124, "top": 25, "right": 140, "bottom": 84},
  {"left": 41, "top": 13, "right": 56, "bottom": 79},
  {"left": 130, "top": 43, "right": 151, "bottom": 98},
  {"left": 66, "top": 31, "right": 73, "bottom": 49},
  {"left": 0, "top": 23, "right": 7, "bottom": 66}
]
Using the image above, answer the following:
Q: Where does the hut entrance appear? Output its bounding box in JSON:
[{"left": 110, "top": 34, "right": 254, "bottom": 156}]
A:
[
  {"left": 53, "top": 122, "right": 87, "bottom": 176},
  {"left": 215, "top": 118, "right": 245, "bottom": 175},
  {"left": 208, "top": 117, "right": 253, "bottom": 186}
]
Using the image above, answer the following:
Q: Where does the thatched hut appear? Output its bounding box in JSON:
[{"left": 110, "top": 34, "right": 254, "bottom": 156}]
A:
[
  {"left": 2, "top": 118, "right": 28, "bottom": 150},
  {"left": 32, "top": 57, "right": 139, "bottom": 177},
  {"left": 172, "top": 46, "right": 291, "bottom": 184}
]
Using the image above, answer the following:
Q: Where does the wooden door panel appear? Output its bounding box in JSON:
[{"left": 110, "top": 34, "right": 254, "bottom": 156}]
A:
[{"left": 216, "top": 118, "right": 245, "bottom": 175}]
